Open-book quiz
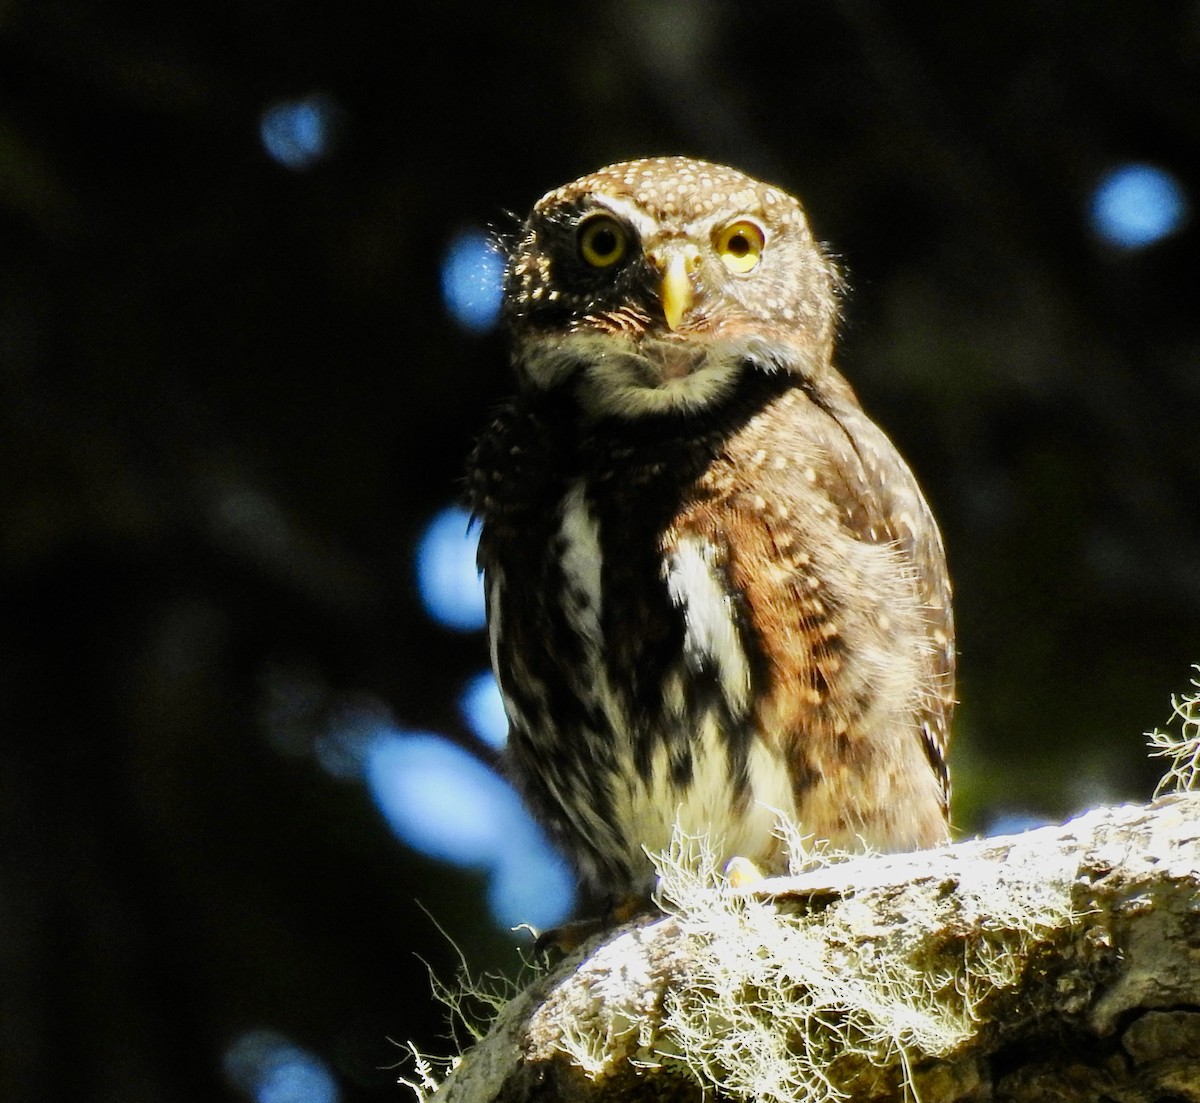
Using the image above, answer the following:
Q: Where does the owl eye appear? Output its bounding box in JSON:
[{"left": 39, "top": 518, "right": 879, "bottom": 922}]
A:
[
  {"left": 715, "top": 219, "right": 766, "bottom": 273},
  {"left": 577, "top": 215, "right": 629, "bottom": 269}
]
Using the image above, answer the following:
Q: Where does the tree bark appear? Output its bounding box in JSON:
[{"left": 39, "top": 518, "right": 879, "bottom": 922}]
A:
[{"left": 430, "top": 794, "right": 1200, "bottom": 1103}]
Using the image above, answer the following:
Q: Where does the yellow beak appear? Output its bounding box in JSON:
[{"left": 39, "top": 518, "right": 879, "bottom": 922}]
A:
[{"left": 655, "top": 247, "right": 699, "bottom": 331}]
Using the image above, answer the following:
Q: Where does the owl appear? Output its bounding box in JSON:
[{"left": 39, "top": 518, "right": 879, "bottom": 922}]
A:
[{"left": 468, "top": 157, "right": 954, "bottom": 900}]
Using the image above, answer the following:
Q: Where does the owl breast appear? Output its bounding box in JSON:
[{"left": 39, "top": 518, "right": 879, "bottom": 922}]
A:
[
  {"left": 471, "top": 370, "right": 949, "bottom": 895},
  {"left": 547, "top": 479, "right": 800, "bottom": 891}
]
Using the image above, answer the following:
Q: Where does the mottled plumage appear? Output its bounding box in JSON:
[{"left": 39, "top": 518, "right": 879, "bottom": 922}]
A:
[{"left": 468, "top": 157, "right": 954, "bottom": 896}]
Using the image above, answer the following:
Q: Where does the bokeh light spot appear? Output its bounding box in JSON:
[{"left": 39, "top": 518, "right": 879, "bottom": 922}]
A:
[
  {"left": 1089, "top": 163, "right": 1188, "bottom": 249},
  {"left": 363, "top": 728, "right": 574, "bottom": 927},
  {"left": 312, "top": 695, "right": 394, "bottom": 779},
  {"left": 260, "top": 95, "right": 339, "bottom": 170},
  {"left": 365, "top": 731, "right": 506, "bottom": 866},
  {"left": 985, "top": 810, "right": 1051, "bottom": 837},
  {"left": 488, "top": 830, "right": 577, "bottom": 930},
  {"left": 460, "top": 671, "right": 509, "bottom": 749},
  {"left": 441, "top": 229, "right": 505, "bottom": 333},
  {"left": 224, "top": 1030, "right": 340, "bottom": 1103},
  {"left": 415, "top": 506, "right": 486, "bottom": 631}
]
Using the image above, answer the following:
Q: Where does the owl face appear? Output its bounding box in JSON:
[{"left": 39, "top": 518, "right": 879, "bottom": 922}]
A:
[{"left": 504, "top": 157, "right": 841, "bottom": 419}]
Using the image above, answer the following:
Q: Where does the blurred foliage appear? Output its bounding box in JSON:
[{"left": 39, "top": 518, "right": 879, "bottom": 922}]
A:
[{"left": 1, "top": 1, "right": 1197, "bottom": 1100}]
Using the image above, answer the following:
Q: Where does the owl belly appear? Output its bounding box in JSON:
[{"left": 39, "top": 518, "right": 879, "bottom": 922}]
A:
[
  {"left": 497, "top": 478, "right": 794, "bottom": 894},
  {"left": 602, "top": 712, "right": 798, "bottom": 891}
]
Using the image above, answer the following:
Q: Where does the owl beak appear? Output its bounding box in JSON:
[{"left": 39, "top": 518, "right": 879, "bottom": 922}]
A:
[{"left": 652, "top": 245, "right": 700, "bottom": 331}]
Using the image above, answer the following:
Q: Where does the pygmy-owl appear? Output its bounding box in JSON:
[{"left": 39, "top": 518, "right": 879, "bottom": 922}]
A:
[{"left": 468, "top": 157, "right": 954, "bottom": 899}]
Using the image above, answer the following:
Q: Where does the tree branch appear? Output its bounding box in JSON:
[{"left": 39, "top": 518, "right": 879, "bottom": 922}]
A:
[{"left": 431, "top": 794, "right": 1200, "bottom": 1102}]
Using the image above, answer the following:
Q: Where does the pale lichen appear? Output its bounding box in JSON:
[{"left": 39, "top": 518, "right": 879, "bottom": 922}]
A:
[
  {"left": 398, "top": 1045, "right": 458, "bottom": 1103},
  {"left": 401, "top": 918, "right": 543, "bottom": 1101},
  {"left": 1148, "top": 667, "right": 1200, "bottom": 796},
  {"left": 646, "top": 823, "right": 1077, "bottom": 1103}
]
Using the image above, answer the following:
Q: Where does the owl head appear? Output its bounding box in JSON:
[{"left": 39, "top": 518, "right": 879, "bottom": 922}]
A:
[{"left": 503, "top": 156, "right": 841, "bottom": 419}]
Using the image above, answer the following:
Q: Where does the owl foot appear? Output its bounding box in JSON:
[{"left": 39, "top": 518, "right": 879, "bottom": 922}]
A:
[
  {"left": 532, "top": 891, "right": 653, "bottom": 954},
  {"left": 724, "top": 856, "right": 766, "bottom": 888}
]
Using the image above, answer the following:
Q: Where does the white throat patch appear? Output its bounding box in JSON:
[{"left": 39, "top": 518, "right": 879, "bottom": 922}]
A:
[{"left": 518, "top": 332, "right": 756, "bottom": 419}]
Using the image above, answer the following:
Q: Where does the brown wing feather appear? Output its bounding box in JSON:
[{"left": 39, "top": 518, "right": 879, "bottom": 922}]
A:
[{"left": 668, "top": 380, "right": 953, "bottom": 850}]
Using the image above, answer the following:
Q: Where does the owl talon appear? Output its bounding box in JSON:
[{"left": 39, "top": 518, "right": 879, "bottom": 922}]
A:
[
  {"left": 532, "top": 892, "right": 653, "bottom": 955},
  {"left": 724, "top": 856, "right": 765, "bottom": 889},
  {"left": 532, "top": 918, "right": 602, "bottom": 955}
]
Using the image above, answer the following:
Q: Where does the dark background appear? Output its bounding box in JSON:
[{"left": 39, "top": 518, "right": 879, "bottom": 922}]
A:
[{"left": 2, "top": 2, "right": 1197, "bottom": 1100}]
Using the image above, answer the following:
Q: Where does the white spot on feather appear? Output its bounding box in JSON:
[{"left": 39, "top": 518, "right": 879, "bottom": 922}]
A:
[
  {"left": 487, "top": 569, "right": 540, "bottom": 737},
  {"left": 663, "top": 536, "right": 751, "bottom": 716},
  {"left": 486, "top": 571, "right": 505, "bottom": 677},
  {"left": 554, "top": 481, "right": 630, "bottom": 743},
  {"left": 558, "top": 481, "right": 603, "bottom": 642}
]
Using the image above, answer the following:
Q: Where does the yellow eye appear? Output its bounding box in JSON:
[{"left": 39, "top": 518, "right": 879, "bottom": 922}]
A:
[
  {"left": 578, "top": 215, "right": 629, "bottom": 269},
  {"left": 715, "top": 219, "right": 766, "bottom": 273}
]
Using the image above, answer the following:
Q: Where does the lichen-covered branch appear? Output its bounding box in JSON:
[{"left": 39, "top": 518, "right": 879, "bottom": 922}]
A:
[{"left": 428, "top": 794, "right": 1200, "bottom": 1103}]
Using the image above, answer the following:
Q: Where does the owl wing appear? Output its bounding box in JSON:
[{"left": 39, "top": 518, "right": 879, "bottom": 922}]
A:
[
  {"left": 813, "top": 396, "right": 955, "bottom": 808},
  {"left": 669, "top": 381, "right": 953, "bottom": 847}
]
